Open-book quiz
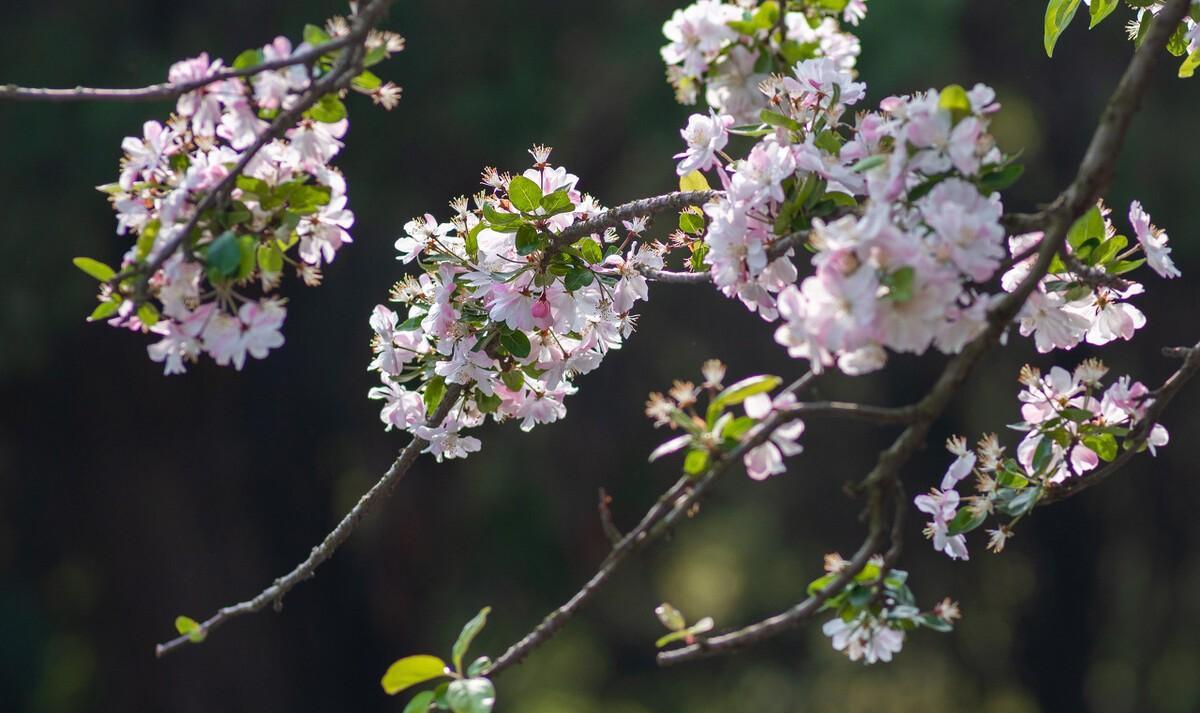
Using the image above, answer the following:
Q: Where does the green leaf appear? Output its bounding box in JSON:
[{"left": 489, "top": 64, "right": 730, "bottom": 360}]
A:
[
  {"left": 381, "top": 655, "right": 449, "bottom": 696},
  {"left": 882, "top": 266, "right": 915, "bottom": 302},
  {"left": 1181, "top": 49, "right": 1200, "bottom": 79},
  {"left": 452, "top": 607, "right": 491, "bottom": 675},
  {"left": 564, "top": 267, "right": 594, "bottom": 291},
  {"left": 938, "top": 84, "right": 971, "bottom": 122},
  {"left": 306, "top": 94, "right": 347, "bottom": 123},
  {"left": 364, "top": 45, "right": 390, "bottom": 68},
  {"left": 1031, "top": 435, "right": 1055, "bottom": 474},
  {"left": 500, "top": 330, "right": 531, "bottom": 359},
  {"left": 423, "top": 376, "right": 447, "bottom": 415},
  {"left": 73, "top": 257, "right": 116, "bottom": 282},
  {"left": 515, "top": 225, "right": 541, "bottom": 256},
  {"left": 708, "top": 375, "right": 782, "bottom": 426},
  {"left": 978, "top": 163, "right": 1025, "bottom": 192},
  {"left": 849, "top": 155, "right": 886, "bottom": 173},
  {"left": 482, "top": 203, "right": 523, "bottom": 231},
  {"left": 1060, "top": 407, "right": 1095, "bottom": 422},
  {"left": 205, "top": 231, "right": 242, "bottom": 280},
  {"left": 257, "top": 244, "right": 284, "bottom": 274},
  {"left": 236, "top": 235, "right": 257, "bottom": 280},
  {"left": 403, "top": 691, "right": 436, "bottom": 713},
  {"left": 174, "top": 616, "right": 206, "bottom": 643},
  {"left": 999, "top": 486, "right": 1042, "bottom": 517},
  {"left": 920, "top": 614, "right": 954, "bottom": 633},
  {"left": 303, "top": 23, "right": 332, "bottom": 46},
  {"left": 466, "top": 657, "right": 492, "bottom": 678},
  {"left": 500, "top": 369, "right": 525, "bottom": 391},
  {"left": 137, "top": 302, "right": 160, "bottom": 328},
  {"left": 576, "top": 238, "right": 603, "bottom": 264},
  {"left": 946, "top": 506, "right": 987, "bottom": 535},
  {"left": 352, "top": 70, "right": 383, "bottom": 92},
  {"left": 655, "top": 603, "right": 686, "bottom": 631},
  {"left": 1044, "top": 0, "right": 1082, "bottom": 57},
  {"left": 683, "top": 448, "right": 709, "bottom": 476},
  {"left": 1083, "top": 432, "right": 1118, "bottom": 462},
  {"left": 679, "top": 170, "right": 710, "bottom": 192},
  {"left": 445, "top": 678, "right": 496, "bottom": 713},
  {"left": 232, "top": 48, "right": 263, "bottom": 70},
  {"left": 507, "top": 176, "right": 543, "bottom": 212},
  {"left": 1067, "top": 205, "right": 1105, "bottom": 249},
  {"left": 135, "top": 219, "right": 161, "bottom": 260},
  {"left": 539, "top": 190, "right": 574, "bottom": 216},
  {"left": 1107, "top": 258, "right": 1145, "bottom": 275},
  {"left": 88, "top": 299, "right": 121, "bottom": 322},
  {"left": 679, "top": 212, "right": 706, "bottom": 235},
  {"left": 760, "top": 109, "right": 803, "bottom": 131},
  {"left": 1088, "top": 0, "right": 1119, "bottom": 28}
]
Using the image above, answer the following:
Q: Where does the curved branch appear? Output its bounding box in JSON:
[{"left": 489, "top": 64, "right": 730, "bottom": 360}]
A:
[
  {"left": 481, "top": 372, "right": 816, "bottom": 677},
  {"left": 154, "top": 380, "right": 464, "bottom": 657}
]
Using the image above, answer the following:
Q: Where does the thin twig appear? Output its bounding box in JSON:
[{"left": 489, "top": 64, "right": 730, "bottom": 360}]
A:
[
  {"left": 598, "top": 488, "right": 623, "bottom": 546},
  {"left": 551, "top": 191, "right": 716, "bottom": 247},
  {"left": 481, "top": 372, "right": 816, "bottom": 677},
  {"left": 154, "top": 382, "right": 463, "bottom": 657},
  {"left": 0, "top": 30, "right": 366, "bottom": 103}
]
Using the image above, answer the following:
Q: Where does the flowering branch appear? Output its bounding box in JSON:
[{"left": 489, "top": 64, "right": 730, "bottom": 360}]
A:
[
  {"left": 1040, "top": 340, "right": 1200, "bottom": 504},
  {"left": 651, "top": 0, "right": 1193, "bottom": 667},
  {"left": 118, "top": 0, "right": 397, "bottom": 291},
  {"left": 154, "top": 381, "right": 464, "bottom": 657}
]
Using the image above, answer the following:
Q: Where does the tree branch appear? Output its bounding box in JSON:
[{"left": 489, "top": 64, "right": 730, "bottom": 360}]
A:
[
  {"left": 481, "top": 372, "right": 816, "bottom": 677},
  {"left": 154, "top": 380, "right": 464, "bottom": 657},
  {"left": 551, "top": 191, "right": 716, "bottom": 247}
]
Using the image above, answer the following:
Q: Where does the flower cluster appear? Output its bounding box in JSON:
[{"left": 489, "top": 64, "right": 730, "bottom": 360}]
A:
[
  {"left": 78, "top": 18, "right": 405, "bottom": 374},
  {"left": 1005, "top": 201, "right": 1179, "bottom": 354},
  {"left": 670, "top": 49, "right": 1016, "bottom": 373},
  {"left": 368, "top": 147, "right": 663, "bottom": 460},
  {"left": 811, "top": 554, "right": 958, "bottom": 665},
  {"left": 915, "top": 360, "right": 1169, "bottom": 561},
  {"left": 644, "top": 360, "right": 804, "bottom": 480},
  {"left": 661, "top": 0, "right": 864, "bottom": 122}
]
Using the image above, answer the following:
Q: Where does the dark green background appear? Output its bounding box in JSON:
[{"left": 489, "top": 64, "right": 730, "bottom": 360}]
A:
[{"left": 2, "top": 1, "right": 1198, "bottom": 712}]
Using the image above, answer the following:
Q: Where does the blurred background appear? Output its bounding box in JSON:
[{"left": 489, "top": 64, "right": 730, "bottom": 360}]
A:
[{"left": 2, "top": 1, "right": 1199, "bottom": 711}]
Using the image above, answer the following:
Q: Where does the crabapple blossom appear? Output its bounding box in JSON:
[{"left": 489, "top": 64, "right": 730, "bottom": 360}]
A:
[
  {"left": 367, "top": 148, "right": 665, "bottom": 457},
  {"left": 662, "top": 0, "right": 865, "bottom": 121},
  {"left": 917, "top": 360, "right": 1170, "bottom": 562},
  {"left": 82, "top": 14, "right": 406, "bottom": 374}
]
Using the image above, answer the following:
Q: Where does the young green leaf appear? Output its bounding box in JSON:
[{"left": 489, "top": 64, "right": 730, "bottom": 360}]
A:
[
  {"left": 452, "top": 607, "right": 491, "bottom": 675},
  {"left": 381, "top": 655, "right": 449, "bottom": 696},
  {"left": 403, "top": 690, "right": 436, "bottom": 713},
  {"left": 1044, "top": 0, "right": 1082, "bottom": 57},
  {"left": 174, "top": 615, "right": 207, "bottom": 643},
  {"left": 1088, "top": 0, "right": 1119, "bottom": 28},
  {"left": 73, "top": 257, "right": 116, "bottom": 282}
]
